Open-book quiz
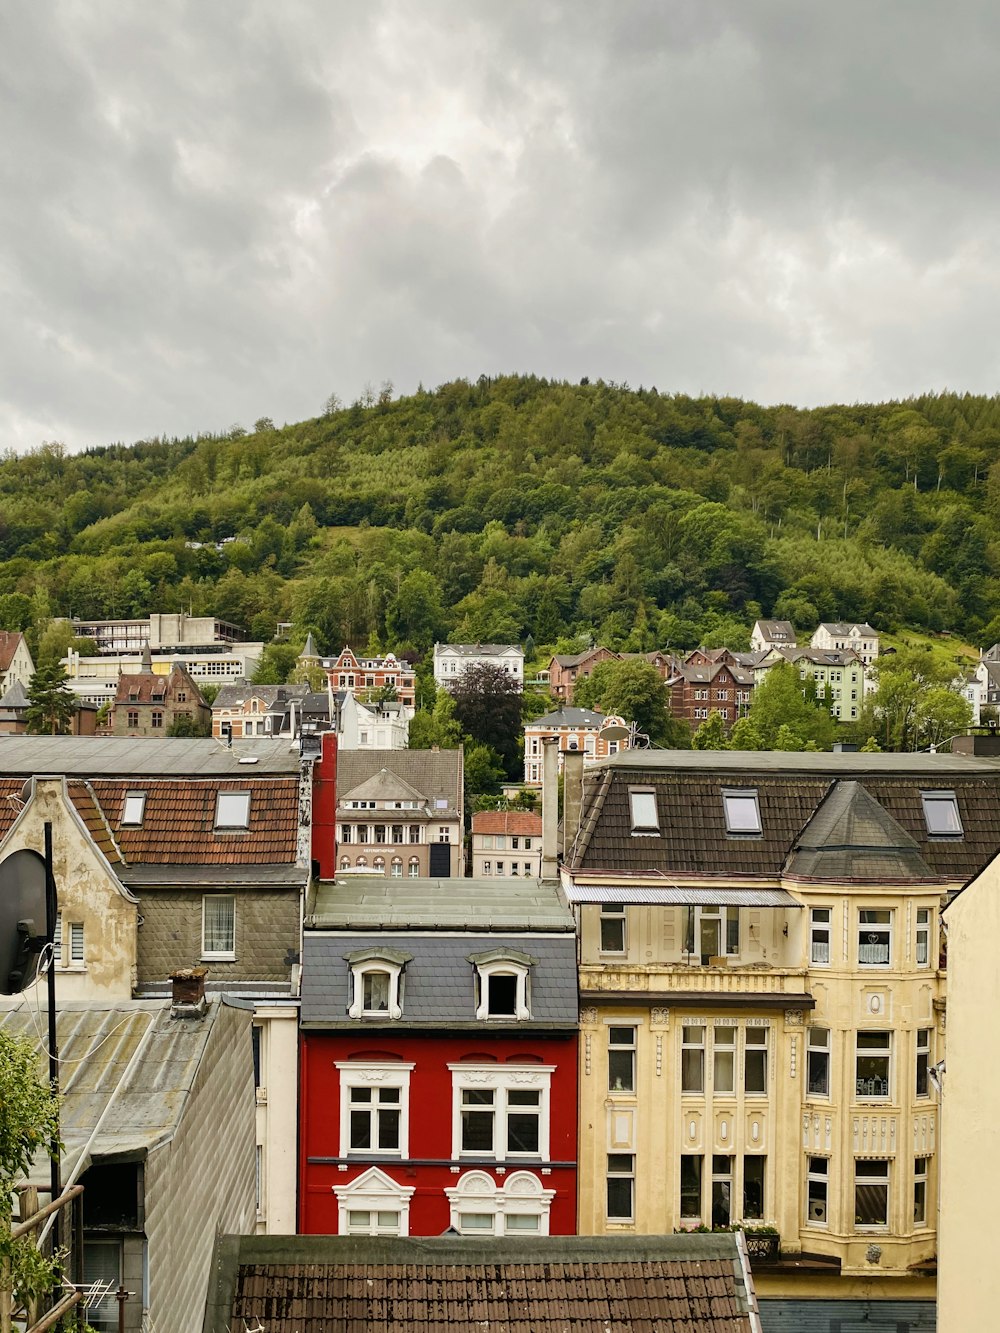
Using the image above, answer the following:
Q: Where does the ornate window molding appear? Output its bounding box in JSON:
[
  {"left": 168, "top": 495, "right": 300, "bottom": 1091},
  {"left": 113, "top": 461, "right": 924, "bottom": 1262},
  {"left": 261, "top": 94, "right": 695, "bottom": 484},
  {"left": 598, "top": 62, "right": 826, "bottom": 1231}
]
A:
[
  {"left": 445, "top": 1169, "right": 555, "bottom": 1236},
  {"left": 336, "top": 1061, "right": 415, "bottom": 1158},
  {"left": 333, "top": 1166, "right": 414, "bottom": 1236},
  {"left": 345, "top": 947, "right": 413, "bottom": 1020},
  {"left": 468, "top": 948, "right": 534, "bottom": 1021}
]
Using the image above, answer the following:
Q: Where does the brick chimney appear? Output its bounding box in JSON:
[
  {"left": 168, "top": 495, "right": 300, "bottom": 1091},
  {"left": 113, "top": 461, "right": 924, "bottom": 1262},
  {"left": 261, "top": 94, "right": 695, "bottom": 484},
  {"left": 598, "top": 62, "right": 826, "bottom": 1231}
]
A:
[
  {"left": 169, "top": 967, "right": 208, "bottom": 1018},
  {"left": 310, "top": 729, "right": 338, "bottom": 880}
]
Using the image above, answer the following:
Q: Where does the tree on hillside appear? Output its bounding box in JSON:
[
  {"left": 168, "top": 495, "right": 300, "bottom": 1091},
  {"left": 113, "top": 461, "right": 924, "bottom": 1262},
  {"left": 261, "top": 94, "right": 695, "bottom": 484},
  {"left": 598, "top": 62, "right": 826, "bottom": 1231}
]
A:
[
  {"left": 252, "top": 643, "right": 299, "bottom": 685},
  {"left": 25, "top": 663, "right": 75, "bottom": 735},
  {"left": 735, "top": 661, "right": 835, "bottom": 750},
  {"left": 914, "top": 687, "right": 972, "bottom": 750},
  {"left": 856, "top": 647, "right": 960, "bottom": 750},
  {"left": 0, "top": 1030, "right": 63, "bottom": 1313},
  {"left": 408, "top": 688, "right": 462, "bottom": 750},
  {"left": 574, "top": 658, "right": 689, "bottom": 748},
  {"left": 691, "top": 711, "right": 729, "bottom": 750},
  {"left": 448, "top": 663, "right": 524, "bottom": 778}
]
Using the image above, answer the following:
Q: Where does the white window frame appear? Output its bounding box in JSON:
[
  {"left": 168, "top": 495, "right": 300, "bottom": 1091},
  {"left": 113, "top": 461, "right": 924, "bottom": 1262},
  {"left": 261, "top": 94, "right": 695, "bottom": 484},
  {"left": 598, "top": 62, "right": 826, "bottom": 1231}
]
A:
[
  {"left": 810, "top": 907, "right": 832, "bottom": 965},
  {"left": 744, "top": 1028, "right": 768, "bottom": 1096},
  {"left": 449, "top": 1065, "right": 554, "bottom": 1161},
  {"left": 806, "top": 1156, "right": 829, "bottom": 1226},
  {"left": 629, "top": 788, "right": 659, "bottom": 834},
  {"left": 445, "top": 1169, "right": 555, "bottom": 1235},
  {"left": 334, "top": 1166, "right": 414, "bottom": 1236},
  {"left": 916, "top": 908, "right": 931, "bottom": 968},
  {"left": 337, "top": 1062, "right": 414, "bottom": 1158},
  {"left": 806, "top": 1027, "right": 830, "bottom": 1098},
  {"left": 121, "top": 791, "right": 146, "bottom": 826},
  {"left": 721, "top": 788, "right": 762, "bottom": 835},
  {"left": 855, "top": 1031, "right": 892, "bottom": 1100},
  {"left": 681, "top": 1024, "right": 706, "bottom": 1094},
  {"left": 915, "top": 1028, "right": 931, "bottom": 1098},
  {"left": 712, "top": 1026, "right": 736, "bottom": 1095},
  {"left": 215, "top": 789, "right": 251, "bottom": 829},
  {"left": 201, "top": 894, "right": 236, "bottom": 959},
  {"left": 858, "top": 908, "right": 893, "bottom": 968},
  {"left": 53, "top": 914, "right": 85, "bottom": 970},
  {"left": 600, "top": 907, "right": 627, "bottom": 954},
  {"left": 606, "top": 1153, "right": 635, "bottom": 1222},
  {"left": 347, "top": 951, "right": 410, "bottom": 1020},
  {"left": 854, "top": 1158, "right": 891, "bottom": 1230},
  {"left": 471, "top": 952, "right": 531, "bottom": 1021},
  {"left": 914, "top": 1156, "right": 929, "bottom": 1227},
  {"left": 608, "top": 1025, "right": 636, "bottom": 1093}
]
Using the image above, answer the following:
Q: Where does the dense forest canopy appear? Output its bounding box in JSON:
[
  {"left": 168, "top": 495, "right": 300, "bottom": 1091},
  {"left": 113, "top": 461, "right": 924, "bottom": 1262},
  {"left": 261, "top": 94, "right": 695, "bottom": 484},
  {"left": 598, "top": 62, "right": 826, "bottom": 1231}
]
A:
[{"left": 4, "top": 376, "right": 1000, "bottom": 657}]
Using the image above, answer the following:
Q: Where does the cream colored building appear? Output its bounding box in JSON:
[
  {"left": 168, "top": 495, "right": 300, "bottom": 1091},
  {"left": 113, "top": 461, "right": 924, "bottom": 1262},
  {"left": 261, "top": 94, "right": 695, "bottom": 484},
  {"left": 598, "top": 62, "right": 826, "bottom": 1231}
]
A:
[
  {"left": 561, "top": 749, "right": 1000, "bottom": 1325},
  {"left": 937, "top": 848, "right": 1000, "bottom": 1333}
]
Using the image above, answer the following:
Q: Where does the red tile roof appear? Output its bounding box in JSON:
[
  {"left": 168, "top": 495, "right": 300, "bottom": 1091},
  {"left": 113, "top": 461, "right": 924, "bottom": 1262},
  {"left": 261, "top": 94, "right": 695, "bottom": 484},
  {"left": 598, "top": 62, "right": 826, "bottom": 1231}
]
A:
[
  {"left": 0, "top": 632, "right": 25, "bottom": 673},
  {"left": 88, "top": 777, "right": 301, "bottom": 864},
  {"left": 471, "top": 810, "right": 543, "bottom": 836}
]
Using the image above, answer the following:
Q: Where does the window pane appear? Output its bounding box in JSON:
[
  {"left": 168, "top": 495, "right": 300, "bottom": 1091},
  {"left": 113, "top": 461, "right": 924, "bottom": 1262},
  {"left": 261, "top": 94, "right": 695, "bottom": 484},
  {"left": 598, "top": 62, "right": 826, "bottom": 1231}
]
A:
[
  {"left": 745, "top": 1048, "right": 767, "bottom": 1094},
  {"left": 377, "top": 1109, "right": 400, "bottom": 1150},
  {"left": 680, "top": 1156, "right": 702, "bottom": 1217},
  {"left": 608, "top": 1049, "right": 634, "bottom": 1093},
  {"left": 722, "top": 791, "right": 761, "bottom": 833},
  {"left": 744, "top": 1156, "right": 765, "bottom": 1220},
  {"left": 459, "top": 1213, "right": 494, "bottom": 1231},
  {"left": 203, "top": 896, "right": 235, "bottom": 953},
  {"left": 601, "top": 913, "right": 626, "bottom": 952},
  {"left": 363, "top": 972, "right": 390, "bottom": 1011},
  {"left": 507, "top": 1112, "right": 539, "bottom": 1154},
  {"left": 215, "top": 790, "right": 251, "bottom": 828},
  {"left": 922, "top": 792, "right": 963, "bottom": 835},
  {"left": 505, "top": 1214, "right": 539, "bottom": 1232},
  {"left": 350, "top": 1110, "right": 371, "bottom": 1149},
  {"left": 714, "top": 1045, "right": 735, "bottom": 1094},
  {"left": 681, "top": 1048, "right": 704, "bottom": 1093},
  {"left": 630, "top": 791, "right": 658, "bottom": 831},
  {"left": 487, "top": 975, "right": 518, "bottom": 1015}
]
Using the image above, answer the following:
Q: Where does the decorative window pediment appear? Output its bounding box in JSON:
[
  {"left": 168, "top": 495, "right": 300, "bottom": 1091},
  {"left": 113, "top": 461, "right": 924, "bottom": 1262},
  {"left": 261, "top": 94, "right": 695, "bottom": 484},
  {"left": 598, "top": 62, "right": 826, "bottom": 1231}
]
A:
[
  {"left": 445, "top": 1169, "right": 555, "bottom": 1236},
  {"left": 467, "top": 949, "right": 535, "bottom": 1021},
  {"left": 333, "top": 1166, "right": 414, "bottom": 1237},
  {"left": 346, "top": 948, "right": 412, "bottom": 1020}
]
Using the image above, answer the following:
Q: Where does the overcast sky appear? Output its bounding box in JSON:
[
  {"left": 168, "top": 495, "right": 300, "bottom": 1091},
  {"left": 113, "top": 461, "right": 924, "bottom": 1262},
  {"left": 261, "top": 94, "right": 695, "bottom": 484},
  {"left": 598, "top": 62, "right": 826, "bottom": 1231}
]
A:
[{"left": 3, "top": 2, "right": 999, "bottom": 453}]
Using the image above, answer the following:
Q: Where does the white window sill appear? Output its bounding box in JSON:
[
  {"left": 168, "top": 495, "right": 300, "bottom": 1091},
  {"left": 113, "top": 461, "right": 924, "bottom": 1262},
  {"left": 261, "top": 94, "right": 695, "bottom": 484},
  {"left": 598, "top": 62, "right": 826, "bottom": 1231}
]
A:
[
  {"left": 202, "top": 953, "right": 236, "bottom": 963},
  {"left": 56, "top": 965, "right": 87, "bottom": 973}
]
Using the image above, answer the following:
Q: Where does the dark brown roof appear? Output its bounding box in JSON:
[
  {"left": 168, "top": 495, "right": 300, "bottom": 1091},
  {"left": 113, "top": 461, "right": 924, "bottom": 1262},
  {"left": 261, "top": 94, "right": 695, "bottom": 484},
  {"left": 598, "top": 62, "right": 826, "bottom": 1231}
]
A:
[
  {"left": 571, "top": 754, "right": 1000, "bottom": 881},
  {"left": 113, "top": 662, "right": 206, "bottom": 706},
  {"left": 0, "top": 631, "right": 25, "bottom": 673},
  {"left": 87, "top": 777, "right": 300, "bottom": 864},
  {"left": 67, "top": 780, "right": 124, "bottom": 865},
  {"left": 207, "top": 1235, "right": 755, "bottom": 1333}
]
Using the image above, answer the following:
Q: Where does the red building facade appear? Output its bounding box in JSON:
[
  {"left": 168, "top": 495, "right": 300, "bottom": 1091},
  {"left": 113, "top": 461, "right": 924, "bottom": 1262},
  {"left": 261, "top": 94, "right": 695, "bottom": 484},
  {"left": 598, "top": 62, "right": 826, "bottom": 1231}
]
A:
[
  {"left": 298, "top": 879, "right": 579, "bottom": 1238},
  {"left": 322, "top": 646, "right": 416, "bottom": 707}
]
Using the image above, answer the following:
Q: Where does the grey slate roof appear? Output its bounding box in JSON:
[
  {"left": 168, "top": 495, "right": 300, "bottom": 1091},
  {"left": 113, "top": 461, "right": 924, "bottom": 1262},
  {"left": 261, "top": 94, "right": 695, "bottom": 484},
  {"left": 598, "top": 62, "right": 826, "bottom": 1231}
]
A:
[
  {"left": 120, "top": 863, "right": 308, "bottom": 888},
  {"left": 337, "top": 750, "right": 462, "bottom": 813},
  {"left": 301, "top": 930, "right": 578, "bottom": 1028},
  {"left": 213, "top": 682, "right": 308, "bottom": 709},
  {"left": 0, "top": 998, "right": 226, "bottom": 1183},
  {"left": 307, "top": 877, "right": 574, "bottom": 930},
  {"left": 530, "top": 706, "right": 606, "bottom": 728},
  {"left": 437, "top": 643, "right": 522, "bottom": 657},
  {"left": 0, "top": 679, "right": 28, "bottom": 708},
  {"left": 339, "top": 767, "right": 426, "bottom": 806},
  {"left": 784, "top": 781, "right": 940, "bottom": 882},
  {"left": 817, "top": 621, "right": 877, "bottom": 636},
  {"left": 0, "top": 736, "right": 303, "bottom": 775}
]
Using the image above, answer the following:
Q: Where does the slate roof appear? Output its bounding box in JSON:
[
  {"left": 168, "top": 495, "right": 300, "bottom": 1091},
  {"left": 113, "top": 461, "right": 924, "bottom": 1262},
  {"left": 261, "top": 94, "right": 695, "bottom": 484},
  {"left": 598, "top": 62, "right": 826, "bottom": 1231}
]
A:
[
  {"left": 207, "top": 1233, "right": 756, "bottom": 1333},
  {"left": 817, "top": 621, "right": 877, "bottom": 636},
  {"left": 301, "top": 929, "right": 578, "bottom": 1029},
  {"left": 0, "top": 999, "right": 225, "bottom": 1183},
  {"left": 570, "top": 751, "right": 1000, "bottom": 881},
  {"left": 0, "top": 679, "right": 28, "bottom": 708},
  {"left": 471, "top": 810, "right": 543, "bottom": 836},
  {"left": 753, "top": 620, "right": 796, "bottom": 641},
  {"left": 340, "top": 767, "right": 427, "bottom": 807},
  {"left": 766, "top": 646, "right": 861, "bottom": 668},
  {"left": 784, "top": 781, "right": 940, "bottom": 882},
  {"left": 307, "top": 878, "right": 574, "bottom": 931},
  {"left": 337, "top": 751, "right": 462, "bottom": 814},
  {"left": 212, "top": 682, "right": 309, "bottom": 710},
  {"left": 437, "top": 643, "right": 523, "bottom": 657}
]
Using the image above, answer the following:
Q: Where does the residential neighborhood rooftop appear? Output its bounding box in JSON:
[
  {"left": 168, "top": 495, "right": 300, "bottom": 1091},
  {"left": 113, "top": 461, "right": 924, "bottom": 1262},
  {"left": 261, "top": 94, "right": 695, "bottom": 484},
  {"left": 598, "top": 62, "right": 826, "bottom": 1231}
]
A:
[
  {"left": 306, "top": 876, "right": 574, "bottom": 930},
  {"left": 0, "top": 735, "right": 303, "bottom": 775}
]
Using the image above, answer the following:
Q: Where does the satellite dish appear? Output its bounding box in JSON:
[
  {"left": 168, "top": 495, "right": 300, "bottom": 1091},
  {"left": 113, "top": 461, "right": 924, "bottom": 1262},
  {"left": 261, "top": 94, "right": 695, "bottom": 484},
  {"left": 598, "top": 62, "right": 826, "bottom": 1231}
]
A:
[
  {"left": 0, "top": 848, "right": 49, "bottom": 994},
  {"left": 598, "top": 723, "right": 631, "bottom": 742}
]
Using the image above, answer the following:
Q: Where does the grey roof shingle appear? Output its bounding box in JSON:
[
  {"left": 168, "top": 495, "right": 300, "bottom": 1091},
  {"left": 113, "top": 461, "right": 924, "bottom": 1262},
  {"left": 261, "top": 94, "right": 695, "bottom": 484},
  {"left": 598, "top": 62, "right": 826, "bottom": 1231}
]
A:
[
  {"left": 301, "top": 930, "right": 578, "bottom": 1028},
  {"left": 337, "top": 750, "right": 462, "bottom": 813},
  {"left": 307, "top": 877, "right": 574, "bottom": 930},
  {"left": 784, "top": 780, "right": 939, "bottom": 881},
  {"left": 0, "top": 736, "right": 302, "bottom": 775}
]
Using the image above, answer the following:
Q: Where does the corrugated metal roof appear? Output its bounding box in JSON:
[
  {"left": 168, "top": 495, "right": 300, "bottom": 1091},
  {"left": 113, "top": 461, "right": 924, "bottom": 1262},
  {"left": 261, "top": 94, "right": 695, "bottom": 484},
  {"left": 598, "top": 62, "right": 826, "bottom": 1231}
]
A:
[
  {"left": 0, "top": 998, "right": 223, "bottom": 1184},
  {"left": 307, "top": 877, "right": 575, "bottom": 931},
  {"left": 565, "top": 884, "right": 804, "bottom": 907},
  {"left": 0, "top": 736, "right": 302, "bottom": 775}
]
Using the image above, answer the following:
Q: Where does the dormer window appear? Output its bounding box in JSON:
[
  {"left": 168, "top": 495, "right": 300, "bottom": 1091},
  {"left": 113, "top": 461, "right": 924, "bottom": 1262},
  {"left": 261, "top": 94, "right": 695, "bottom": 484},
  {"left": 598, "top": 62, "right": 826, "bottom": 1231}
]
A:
[
  {"left": 629, "top": 788, "right": 659, "bottom": 834},
  {"left": 921, "top": 791, "right": 963, "bottom": 837},
  {"left": 121, "top": 791, "right": 146, "bottom": 827},
  {"left": 722, "top": 788, "right": 762, "bottom": 835},
  {"left": 347, "top": 948, "right": 412, "bottom": 1020},
  {"left": 470, "top": 949, "right": 533, "bottom": 1021}
]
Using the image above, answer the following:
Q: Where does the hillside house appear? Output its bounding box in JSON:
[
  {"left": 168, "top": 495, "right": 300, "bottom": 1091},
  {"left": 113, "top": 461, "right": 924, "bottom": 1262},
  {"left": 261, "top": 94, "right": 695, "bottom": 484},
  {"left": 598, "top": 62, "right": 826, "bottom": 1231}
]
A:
[
  {"left": 755, "top": 647, "right": 865, "bottom": 721},
  {"left": 810, "top": 622, "right": 880, "bottom": 667},
  {"left": 111, "top": 654, "right": 211, "bottom": 736},
  {"left": 322, "top": 646, "right": 416, "bottom": 707},
  {"left": 547, "top": 646, "right": 619, "bottom": 703},
  {"left": 470, "top": 809, "right": 543, "bottom": 878},
  {"left": 434, "top": 642, "right": 524, "bottom": 690},
  {"left": 524, "top": 707, "right": 628, "bottom": 785},
  {"left": 667, "top": 659, "right": 755, "bottom": 731},
  {"left": 750, "top": 620, "right": 797, "bottom": 653}
]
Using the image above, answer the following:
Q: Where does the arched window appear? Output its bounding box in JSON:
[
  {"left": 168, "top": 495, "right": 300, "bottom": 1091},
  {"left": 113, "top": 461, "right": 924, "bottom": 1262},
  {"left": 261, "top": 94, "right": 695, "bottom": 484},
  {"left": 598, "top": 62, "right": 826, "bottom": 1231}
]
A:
[
  {"left": 391, "top": 857, "right": 403, "bottom": 878},
  {"left": 445, "top": 1169, "right": 554, "bottom": 1235},
  {"left": 347, "top": 948, "right": 413, "bottom": 1020},
  {"left": 469, "top": 949, "right": 533, "bottom": 1020}
]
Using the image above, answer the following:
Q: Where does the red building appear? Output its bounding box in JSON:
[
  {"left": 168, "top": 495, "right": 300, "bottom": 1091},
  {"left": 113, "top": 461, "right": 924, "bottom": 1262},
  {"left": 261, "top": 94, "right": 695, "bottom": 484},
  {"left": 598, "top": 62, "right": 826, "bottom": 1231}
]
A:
[
  {"left": 322, "top": 646, "right": 416, "bottom": 707},
  {"left": 298, "top": 877, "right": 578, "bottom": 1237}
]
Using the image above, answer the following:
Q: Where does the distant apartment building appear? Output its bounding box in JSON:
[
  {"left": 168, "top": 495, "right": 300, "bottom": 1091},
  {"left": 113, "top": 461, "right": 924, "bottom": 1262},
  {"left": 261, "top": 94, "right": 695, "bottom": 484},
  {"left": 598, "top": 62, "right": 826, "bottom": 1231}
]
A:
[
  {"left": 434, "top": 643, "right": 524, "bottom": 690},
  {"left": 72, "top": 612, "right": 247, "bottom": 654},
  {"left": 322, "top": 646, "right": 417, "bottom": 707},
  {"left": 810, "top": 622, "right": 880, "bottom": 667},
  {"left": 749, "top": 620, "right": 797, "bottom": 653},
  {"left": 524, "top": 707, "right": 629, "bottom": 785},
  {"left": 756, "top": 646, "right": 866, "bottom": 721},
  {"left": 667, "top": 658, "right": 755, "bottom": 731},
  {"left": 547, "top": 647, "right": 619, "bottom": 703},
  {"left": 470, "top": 810, "right": 543, "bottom": 878}
]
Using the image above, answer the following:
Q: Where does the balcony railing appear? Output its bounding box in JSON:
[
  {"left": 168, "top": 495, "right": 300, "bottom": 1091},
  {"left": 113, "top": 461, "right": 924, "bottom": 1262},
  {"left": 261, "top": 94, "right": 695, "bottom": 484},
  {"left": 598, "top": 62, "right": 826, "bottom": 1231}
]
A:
[{"left": 580, "top": 964, "right": 810, "bottom": 997}]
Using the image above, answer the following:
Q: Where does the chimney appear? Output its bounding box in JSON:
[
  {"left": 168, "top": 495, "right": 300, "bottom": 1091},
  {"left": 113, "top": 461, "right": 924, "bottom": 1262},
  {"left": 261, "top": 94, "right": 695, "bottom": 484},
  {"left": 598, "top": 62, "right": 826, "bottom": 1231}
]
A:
[
  {"left": 541, "top": 737, "right": 559, "bottom": 879},
  {"left": 170, "top": 967, "right": 208, "bottom": 1018},
  {"left": 562, "top": 748, "right": 585, "bottom": 863},
  {"left": 310, "top": 728, "right": 339, "bottom": 880}
]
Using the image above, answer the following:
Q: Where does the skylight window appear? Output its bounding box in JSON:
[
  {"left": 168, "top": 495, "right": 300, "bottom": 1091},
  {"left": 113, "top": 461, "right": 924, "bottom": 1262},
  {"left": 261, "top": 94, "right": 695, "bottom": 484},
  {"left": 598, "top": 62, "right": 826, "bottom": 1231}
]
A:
[
  {"left": 629, "top": 789, "right": 659, "bottom": 834},
  {"left": 215, "top": 790, "right": 251, "bottom": 829},
  {"left": 722, "top": 789, "right": 762, "bottom": 835},
  {"left": 921, "top": 791, "right": 963, "bottom": 837},
  {"left": 121, "top": 791, "right": 146, "bottom": 827}
]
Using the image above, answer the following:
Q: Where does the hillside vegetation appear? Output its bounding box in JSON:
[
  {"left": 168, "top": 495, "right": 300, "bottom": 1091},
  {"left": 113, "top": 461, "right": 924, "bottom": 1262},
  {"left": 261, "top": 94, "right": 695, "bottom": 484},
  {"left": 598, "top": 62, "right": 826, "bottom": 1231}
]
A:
[{"left": 4, "top": 377, "right": 1000, "bottom": 659}]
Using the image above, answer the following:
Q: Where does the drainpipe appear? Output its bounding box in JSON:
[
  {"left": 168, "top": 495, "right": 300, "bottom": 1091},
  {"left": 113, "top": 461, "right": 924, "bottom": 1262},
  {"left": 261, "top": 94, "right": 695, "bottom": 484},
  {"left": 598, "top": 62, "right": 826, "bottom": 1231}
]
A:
[{"left": 540, "top": 737, "right": 559, "bottom": 879}]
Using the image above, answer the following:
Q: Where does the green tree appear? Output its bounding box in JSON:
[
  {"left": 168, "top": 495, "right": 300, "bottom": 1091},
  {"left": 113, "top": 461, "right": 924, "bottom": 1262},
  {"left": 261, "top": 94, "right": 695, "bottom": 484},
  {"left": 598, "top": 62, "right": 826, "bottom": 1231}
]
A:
[
  {"left": 25, "top": 663, "right": 75, "bottom": 735},
  {"left": 385, "top": 569, "right": 446, "bottom": 654},
  {"left": 408, "top": 689, "right": 462, "bottom": 750},
  {"left": 743, "top": 661, "right": 835, "bottom": 750},
  {"left": 252, "top": 643, "right": 299, "bottom": 685},
  {"left": 691, "top": 710, "right": 730, "bottom": 750},
  {"left": 574, "top": 658, "right": 688, "bottom": 748},
  {"left": 464, "top": 741, "right": 505, "bottom": 800},
  {"left": 448, "top": 663, "right": 524, "bottom": 778},
  {"left": 914, "top": 687, "right": 972, "bottom": 749},
  {"left": 0, "top": 1030, "right": 63, "bottom": 1312},
  {"left": 167, "top": 713, "right": 212, "bottom": 738}
]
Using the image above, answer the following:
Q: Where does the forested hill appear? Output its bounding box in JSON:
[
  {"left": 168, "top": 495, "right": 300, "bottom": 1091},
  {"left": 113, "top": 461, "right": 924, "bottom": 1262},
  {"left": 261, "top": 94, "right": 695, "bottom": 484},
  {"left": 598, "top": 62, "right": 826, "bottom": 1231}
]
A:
[{"left": 3, "top": 377, "right": 1000, "bottom": 659}]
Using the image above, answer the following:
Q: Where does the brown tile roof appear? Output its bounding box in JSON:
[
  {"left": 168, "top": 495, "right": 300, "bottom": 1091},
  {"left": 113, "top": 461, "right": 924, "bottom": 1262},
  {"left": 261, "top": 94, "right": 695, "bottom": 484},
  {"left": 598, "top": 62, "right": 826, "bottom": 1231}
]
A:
[
  {"left": 87, "top": 777, "right": 301, "bottom": 864},
  {"left": 471, "top": 810, "right": 543, "bottom": 836},
  {"left": 0, "top": 631, "right": 25, "bottom": 673},
  {"left": 67, "top": 780, "right": 124, "bottom": 864},
  {"left": 0, "top": 778, "right": 27, "bottom": 839},
  {"left": 572, "top": 758, "right": 1000, "bottom": 881},
  {"left": 229, "top": 1258, "right": 752, "bottom": 1332}
]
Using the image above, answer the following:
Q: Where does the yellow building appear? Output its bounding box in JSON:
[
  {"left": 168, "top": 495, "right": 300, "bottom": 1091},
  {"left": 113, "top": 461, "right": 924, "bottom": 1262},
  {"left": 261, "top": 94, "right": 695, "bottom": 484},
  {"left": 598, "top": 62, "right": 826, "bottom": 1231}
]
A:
[
  {"left": 562, "top": 749, "right": 1000, "bottom": 1328},
  {"left": 937, "top": 847, "right": 1000, "bottom": 1332}
]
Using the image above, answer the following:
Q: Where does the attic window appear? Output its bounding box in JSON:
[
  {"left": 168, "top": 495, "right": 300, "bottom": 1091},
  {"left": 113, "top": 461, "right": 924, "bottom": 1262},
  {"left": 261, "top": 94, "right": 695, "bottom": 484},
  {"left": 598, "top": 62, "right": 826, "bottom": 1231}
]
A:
[
  {"left": 215, "top": 790, "right": 251, "bottom": 829},
  {"left": 921, "top": 791, "right": 963, "bottom": 837},
  {"left": 121, "top": 792, "right": 146, "bottom": 827},
  {"left": 629, "top": 788, "right": 659, "bottom": 834},
  {"left": 470, "top": 949, "right": 533, "bottom": 1021},
  {"left": 722, "top": 788, "right": 762, "bottom": 836}
]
